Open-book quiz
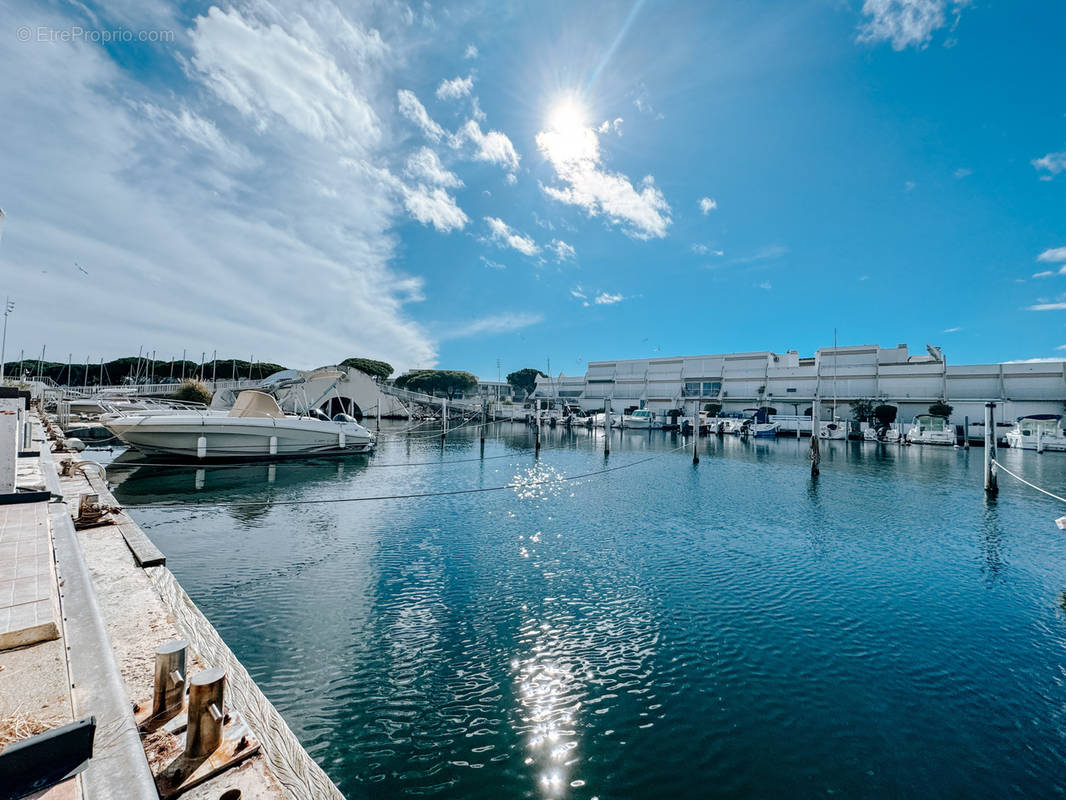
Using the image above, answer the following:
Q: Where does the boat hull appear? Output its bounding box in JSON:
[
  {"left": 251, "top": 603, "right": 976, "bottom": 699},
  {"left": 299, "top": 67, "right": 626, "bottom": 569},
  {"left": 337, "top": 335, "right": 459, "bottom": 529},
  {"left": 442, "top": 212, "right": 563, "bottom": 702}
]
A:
[
  {"left": 1006, "top": 433, "right": 1066, "bottom": 451},
  {"left": 105, "top": 415, "right": 374, "bottom": 459}
]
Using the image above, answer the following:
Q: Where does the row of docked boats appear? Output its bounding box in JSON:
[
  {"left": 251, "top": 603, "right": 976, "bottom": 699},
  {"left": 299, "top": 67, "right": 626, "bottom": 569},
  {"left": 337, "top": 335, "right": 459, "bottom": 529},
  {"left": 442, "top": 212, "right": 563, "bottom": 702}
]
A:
[{"left": 525, "top": 402, "right": 1066, "bottom": 452}]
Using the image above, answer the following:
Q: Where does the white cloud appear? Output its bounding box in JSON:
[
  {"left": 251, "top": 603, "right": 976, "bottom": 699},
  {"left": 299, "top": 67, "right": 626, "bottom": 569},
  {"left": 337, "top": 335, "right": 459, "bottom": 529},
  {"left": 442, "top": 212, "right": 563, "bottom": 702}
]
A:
[
  {"left": 190, "top": 7, "right": 382, "bottom": 151},
  {"left": 549, "top": 239, "right": 576, "bottom": 261},
  {"left": 1, "top": 3, "right": 436, "bottom": 370},
  {"left": 597, "top": 118, "right": 624, "bottom": 135},
  {"left": 404, "top": 147, "right": 462, "bottom": 188},
  {"left": 1027, "top": 303, "right": 1066, "bottom": 311},
  {"left": 730, "top": 245, "right": 788, "bottom": 264},
  {"left": 1057, "top": 345, "right": 1066, "bottom": 351},
  {"left": 594, "top": 292, "right": 624, "bottom": 305},
  {"left": 436, "top": 74, "right": 473, "bottom": 100},
  {"left": 463, "top": 44, "right": 478, "bottom": 59},
  {"left": 699, "top": 197, "right": 717, "bottom": 214},
  {"left": 756, "top": 281, "right": 772, "bottom": 290},
  {"left": 953, "top": 167, "right": 972, "bottom": 178},
  {"left": 570, "top": 286, "right": 587, "bottom": 300},
  {"left": 441, "top": 311, "right": 543, "bottom": 340},
  {"left": 536, "top": 118, "right": 671, "bottom": 239},
  {"left": 484, "top": 217, "right": 539, "bottom": 256},
  {"left": 1033, "top": 270, "right": 1056, "bottom": 278},
  {"left": 401, "top": 184, "right": 468, "bottom": 232},
  {"left": 1037, "top": 247, "right": 1066, "bottom": 263},
  {"left": 1004, "top": 357, "right": 1066, "bottom": 363},
  {"left": 943, "top": 326, "right": 961, "bottom": 333},
  {"left": 397, "top": 89, "right": 445, "bottom": 142},
  {"left": 480, "top": 256, "right": 505, "bottom": 270},
  {"left": 139, "top": 103, "right": 259, "bottom": 170},
  {"left": 1033, "top": 151, "right": 1066, "bottom": 177},
  {"left": 858, "top": 0, "right": 971, "bottom": 51},
  {"left": 454, "top": 119, "right": 520, "bottom": 174}
]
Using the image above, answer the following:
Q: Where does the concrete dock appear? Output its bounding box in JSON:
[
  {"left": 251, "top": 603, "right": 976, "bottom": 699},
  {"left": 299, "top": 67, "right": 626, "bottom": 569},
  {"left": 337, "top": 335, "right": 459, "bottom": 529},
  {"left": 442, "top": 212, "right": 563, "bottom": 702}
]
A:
[{"left": 0, "top": 406, "right": 343, "bottom": 799}]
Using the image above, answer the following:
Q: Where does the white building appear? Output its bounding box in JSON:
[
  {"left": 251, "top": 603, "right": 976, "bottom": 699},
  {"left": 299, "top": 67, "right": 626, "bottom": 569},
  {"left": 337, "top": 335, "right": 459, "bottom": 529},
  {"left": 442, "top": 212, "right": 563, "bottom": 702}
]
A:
[{"left": 531, "top": 343, "right": 1066, "bottom": 430}]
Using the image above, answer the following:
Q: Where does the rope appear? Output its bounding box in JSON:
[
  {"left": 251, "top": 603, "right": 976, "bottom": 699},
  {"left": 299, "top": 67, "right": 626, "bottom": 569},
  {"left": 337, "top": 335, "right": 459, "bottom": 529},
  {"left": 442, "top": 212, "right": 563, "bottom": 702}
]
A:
[
  {"left": 126, "top": 442, "right": 692, "bottom": 511},
  {"left": 106, "top": 452, "right": 518, "bottom": 470},
  {"left": 991, "top": 459, "right": 1066, "bottom": 504}
]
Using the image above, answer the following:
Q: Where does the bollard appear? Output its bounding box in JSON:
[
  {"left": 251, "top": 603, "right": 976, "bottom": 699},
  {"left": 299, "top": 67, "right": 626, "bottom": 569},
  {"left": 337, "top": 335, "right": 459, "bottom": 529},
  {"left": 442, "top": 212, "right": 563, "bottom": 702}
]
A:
[
  {"left": 187, "top": 667, "right": 226, "bottom": 760},
  {"left": 151, "top": 640, "right": 187, "bottom": 720}
]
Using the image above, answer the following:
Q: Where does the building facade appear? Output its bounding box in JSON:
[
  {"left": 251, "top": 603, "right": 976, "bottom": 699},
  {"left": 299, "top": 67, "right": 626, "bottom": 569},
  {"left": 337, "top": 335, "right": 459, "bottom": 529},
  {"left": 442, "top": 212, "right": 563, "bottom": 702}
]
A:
[{"left": 531, "top": 344, "right": 1066, "bottom": 428}]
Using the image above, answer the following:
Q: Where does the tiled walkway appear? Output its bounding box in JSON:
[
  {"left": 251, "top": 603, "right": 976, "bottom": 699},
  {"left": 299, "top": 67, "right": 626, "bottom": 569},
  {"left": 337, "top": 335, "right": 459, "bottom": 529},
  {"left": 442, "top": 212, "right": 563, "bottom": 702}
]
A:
[{"left": 0, "top": 500, "right": 59, "bottom": 650}]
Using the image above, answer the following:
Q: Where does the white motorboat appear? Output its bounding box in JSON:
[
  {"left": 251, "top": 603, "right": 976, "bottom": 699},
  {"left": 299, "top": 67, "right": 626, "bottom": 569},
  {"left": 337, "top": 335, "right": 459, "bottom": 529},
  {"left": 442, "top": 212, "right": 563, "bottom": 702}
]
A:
[
  {"left": 621, "top": 409, "right": 662, "bottom": 429},
  {"left": 818, "top": 420, "right": 847, "bottom": 440},
  {"left": 104, "top": 390, "right": 375, "bottom": 459},
  {"left": 1006, "top": 414, "right": 1066, "bottom": 451},
  {"left": 905, "top": 414, "right": 956, "bottom": 446},
  {"left": 863, "top": 424, "right": 902, "bottom": 442}
]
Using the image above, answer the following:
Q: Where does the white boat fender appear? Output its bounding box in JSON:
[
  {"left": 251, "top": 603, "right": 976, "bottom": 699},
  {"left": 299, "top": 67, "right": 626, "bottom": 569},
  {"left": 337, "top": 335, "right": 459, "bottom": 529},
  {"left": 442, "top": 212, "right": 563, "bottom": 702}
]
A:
[
  {"left": 1057, "top": 516, "right": 1066, "bottom": 531},
  {"left": 66, "top": 437, "right": 86, "bottom": 452}
]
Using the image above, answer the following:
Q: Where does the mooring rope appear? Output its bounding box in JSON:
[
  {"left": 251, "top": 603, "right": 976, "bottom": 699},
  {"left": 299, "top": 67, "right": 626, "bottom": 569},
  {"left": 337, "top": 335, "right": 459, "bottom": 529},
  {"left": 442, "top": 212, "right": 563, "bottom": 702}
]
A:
[
  {"left": 991, "top": 458, "right": 1066, "bottom": 504},
  {"left": 127, "top": 442, "right": 693, "bottom": 511}
]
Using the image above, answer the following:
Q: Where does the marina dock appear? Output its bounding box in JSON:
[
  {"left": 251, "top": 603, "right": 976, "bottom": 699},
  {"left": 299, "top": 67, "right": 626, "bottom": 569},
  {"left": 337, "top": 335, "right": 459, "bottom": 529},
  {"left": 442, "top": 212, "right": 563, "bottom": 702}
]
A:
[{"left": 0, "top": 403, "right": 344, "bottom": 799}]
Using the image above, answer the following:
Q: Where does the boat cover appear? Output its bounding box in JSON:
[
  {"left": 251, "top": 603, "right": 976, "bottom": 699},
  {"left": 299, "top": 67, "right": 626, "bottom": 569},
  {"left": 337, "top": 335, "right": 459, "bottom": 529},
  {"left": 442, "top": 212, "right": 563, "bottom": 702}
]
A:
[{"left": 228, "top": 390, "right": 285, "bottom": 418}]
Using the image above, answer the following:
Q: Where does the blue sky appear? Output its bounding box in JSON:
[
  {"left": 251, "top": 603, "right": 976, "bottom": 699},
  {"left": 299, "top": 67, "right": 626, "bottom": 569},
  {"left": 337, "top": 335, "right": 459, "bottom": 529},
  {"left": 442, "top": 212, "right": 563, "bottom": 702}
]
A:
[{"left": 1, "top": 0, "right": 1064, "bottom": 379}]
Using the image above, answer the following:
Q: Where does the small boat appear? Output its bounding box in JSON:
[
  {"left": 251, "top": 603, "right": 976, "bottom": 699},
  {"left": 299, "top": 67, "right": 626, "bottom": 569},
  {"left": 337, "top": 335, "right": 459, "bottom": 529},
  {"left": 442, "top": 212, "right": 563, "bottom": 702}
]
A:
[
  {"left": 1006, "top": 414, "right": 1066, "bottom": 451},
  {"left": 863, "top": 424, "right": 902, "bottom": 443},
  {"left": 905, "top": 414, "right": 956, "bottom": 446},
  {"left": 621, "top": 409, "right": 662, "bottom": 429},
  {"left": 104, "top": 390, "right": 375, "bottom": 459},
  {"left": 818, "top": 420, "right": 847, "bottom": 440}
]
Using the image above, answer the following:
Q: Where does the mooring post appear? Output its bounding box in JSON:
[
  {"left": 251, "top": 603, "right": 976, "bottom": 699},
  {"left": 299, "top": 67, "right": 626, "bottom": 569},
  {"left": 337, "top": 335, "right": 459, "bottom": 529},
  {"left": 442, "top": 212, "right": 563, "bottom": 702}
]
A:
[
  {"left": 809, "top": 398, "right": 821, "bottom": 477},
  {"left": 692, "top": 401, "right": 700, "bottom": 465},
  {"left": 481, "top": 397, "right": 486, "bottom": 444},
  {"left": 964, "top": 415, "right": 970, "bottom": 450},
  {"left": 186, "top": 667, "right": 225, "bottom": 760},
  {"left": 984, "top": 401, "right": 998, "bottom": 495},
  {"left": 442, "top": 397, "right": 448, "bottom": 438},
  {"left": 535, "top": 414, "right": 541, "bottom": 457},
  {"left": 151, "top": 640, "right": 187, "bottom": 720},
  {"left": 376, "top": 391, "right": 381, "bottom": 431},
  {"left": 604, "top": 399, "right": 611, "bottom": 456}
]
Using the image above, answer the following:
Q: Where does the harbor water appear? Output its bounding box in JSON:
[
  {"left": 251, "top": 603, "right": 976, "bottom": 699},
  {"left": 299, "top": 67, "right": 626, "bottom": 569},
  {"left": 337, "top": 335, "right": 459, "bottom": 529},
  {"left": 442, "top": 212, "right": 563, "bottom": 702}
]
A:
[{"left": 100, "top": 423, "right": 1066, "bottom": 798}]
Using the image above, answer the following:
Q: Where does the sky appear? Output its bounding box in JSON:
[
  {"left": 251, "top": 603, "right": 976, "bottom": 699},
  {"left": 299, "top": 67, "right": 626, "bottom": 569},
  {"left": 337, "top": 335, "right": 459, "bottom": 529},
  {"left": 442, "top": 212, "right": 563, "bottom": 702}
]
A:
[{"left": 1, "top": 0, "right": 1064, "bottom": 380}]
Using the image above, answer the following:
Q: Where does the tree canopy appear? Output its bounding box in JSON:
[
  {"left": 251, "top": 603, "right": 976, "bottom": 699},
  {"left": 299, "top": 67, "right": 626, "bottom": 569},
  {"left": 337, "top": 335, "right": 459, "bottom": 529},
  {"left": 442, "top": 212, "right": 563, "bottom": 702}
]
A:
[
  {"left": 506, "top": 368, "right": 547, "bottom": 398},
  {"left": 5, "top": 356, "right": 285, "bottom": 386},
  {"left": 395, "top": 369, "right": 478, "bottom": 399},
  {"left": 929, "top": 401, "right": 954, "bottom": 418},
  {"left": 849, "top": 398, "right": 876, "bottom": 423},
  {"left": 340, "top": 357, "right": 394, "bottom": 380}
]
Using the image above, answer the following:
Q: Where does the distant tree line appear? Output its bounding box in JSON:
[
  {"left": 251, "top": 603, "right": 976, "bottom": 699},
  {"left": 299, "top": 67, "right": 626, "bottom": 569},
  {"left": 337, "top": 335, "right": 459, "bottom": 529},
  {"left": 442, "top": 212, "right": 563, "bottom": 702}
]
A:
[
  {"left": 5, "top": 353, "right": 396, "bottom": 386},
  {"left": 394, "top": 370, "right": 478, "bottom": 399}
]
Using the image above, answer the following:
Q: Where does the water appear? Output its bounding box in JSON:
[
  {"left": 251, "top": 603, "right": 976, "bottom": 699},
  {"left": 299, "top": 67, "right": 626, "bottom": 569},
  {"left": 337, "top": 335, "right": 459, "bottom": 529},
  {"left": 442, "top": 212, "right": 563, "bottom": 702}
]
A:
[{"left": 98, "top": 423, "right": 1066, "bottom": 798}]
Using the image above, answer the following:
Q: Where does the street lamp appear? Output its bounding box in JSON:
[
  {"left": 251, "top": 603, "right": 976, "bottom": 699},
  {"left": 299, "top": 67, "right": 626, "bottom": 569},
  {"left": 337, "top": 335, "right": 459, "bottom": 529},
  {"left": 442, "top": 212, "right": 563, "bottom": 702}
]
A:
[{"left": 0, "top": 297, "right": 13, "bottom": 384}]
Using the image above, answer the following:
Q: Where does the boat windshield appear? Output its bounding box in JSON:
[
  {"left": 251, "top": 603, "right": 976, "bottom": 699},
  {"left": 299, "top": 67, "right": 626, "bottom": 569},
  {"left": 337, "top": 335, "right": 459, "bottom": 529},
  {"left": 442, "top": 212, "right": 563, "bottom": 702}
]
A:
[
  {"left": 1019, "top": 416, "right": 1062, "bottom": 436},
  {"left": 917, "top": 415, "right": 948, "bottom": 431},
  {"left": 228, "top": 390, "right": 285, "bottom": 419}
]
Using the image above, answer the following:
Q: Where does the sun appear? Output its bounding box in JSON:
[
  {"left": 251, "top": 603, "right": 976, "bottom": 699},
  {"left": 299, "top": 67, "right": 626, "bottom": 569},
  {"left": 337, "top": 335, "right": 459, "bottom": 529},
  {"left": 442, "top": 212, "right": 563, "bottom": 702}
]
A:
[
  {"left": 548, "top": 98, "right": 587, "bottom": 136},
  {"left": 542, "top": 96, "right": 595, "bottom": 164}
]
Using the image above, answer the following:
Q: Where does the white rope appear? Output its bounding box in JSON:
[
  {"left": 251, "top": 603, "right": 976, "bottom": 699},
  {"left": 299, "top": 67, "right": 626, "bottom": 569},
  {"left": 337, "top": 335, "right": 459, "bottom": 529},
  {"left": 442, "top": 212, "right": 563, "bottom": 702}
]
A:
[{"left": 991, "top": 458, "right": 1066, "bottom": 504}]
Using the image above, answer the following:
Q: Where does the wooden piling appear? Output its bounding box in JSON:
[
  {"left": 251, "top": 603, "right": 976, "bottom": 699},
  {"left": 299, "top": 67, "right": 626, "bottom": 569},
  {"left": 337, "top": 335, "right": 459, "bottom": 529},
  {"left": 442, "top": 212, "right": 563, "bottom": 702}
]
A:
[
  {"left": 809, "top": 398, "right": 821, "bottom": 477},
  {"left": 604, "top": 399, "right": 611, "bottom": 456},
  {"left": 692, "top": 401, "right": 700, "bottom": 465},
  {"left": 984, "top": 401, "right": 998, "bottom": 495},
  {"left": 963, "top": 415, "right": 970, "bottom": 449}
]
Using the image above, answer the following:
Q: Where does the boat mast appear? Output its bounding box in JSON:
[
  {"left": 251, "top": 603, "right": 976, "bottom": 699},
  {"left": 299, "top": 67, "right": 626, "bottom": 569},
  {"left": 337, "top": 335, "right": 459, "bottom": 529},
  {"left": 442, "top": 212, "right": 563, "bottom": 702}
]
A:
[{"left": 832, "top": 328, "right": 838, "bottom": 421}]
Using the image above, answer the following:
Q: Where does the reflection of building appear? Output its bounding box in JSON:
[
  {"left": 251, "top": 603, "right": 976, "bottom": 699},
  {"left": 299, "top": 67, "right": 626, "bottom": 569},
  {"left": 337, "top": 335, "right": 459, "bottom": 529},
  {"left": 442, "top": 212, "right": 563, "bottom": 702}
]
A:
[{"left": 531, "top": 343, "right": 1066, "bottom": 427}]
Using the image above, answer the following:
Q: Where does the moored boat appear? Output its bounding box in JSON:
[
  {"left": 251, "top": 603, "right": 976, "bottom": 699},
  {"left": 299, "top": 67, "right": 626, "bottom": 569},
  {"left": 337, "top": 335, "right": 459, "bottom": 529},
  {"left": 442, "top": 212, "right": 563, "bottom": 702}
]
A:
[
  {"left": 104, "top": 390, "right": 375, "bottom": 459},
  {"left": 905, "top": 414, "right": 956, "bottom": 446},
  {"left": 1006, "top": 414, "right": 1066, "bottom": 451}
]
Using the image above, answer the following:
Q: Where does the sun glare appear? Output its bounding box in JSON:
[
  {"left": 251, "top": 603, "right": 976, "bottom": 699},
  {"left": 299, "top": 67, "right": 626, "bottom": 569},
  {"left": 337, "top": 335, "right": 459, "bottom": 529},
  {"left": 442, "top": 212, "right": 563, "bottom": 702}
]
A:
[{"left": 542, "top": 96, "right": 595, "bottom": 165}]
